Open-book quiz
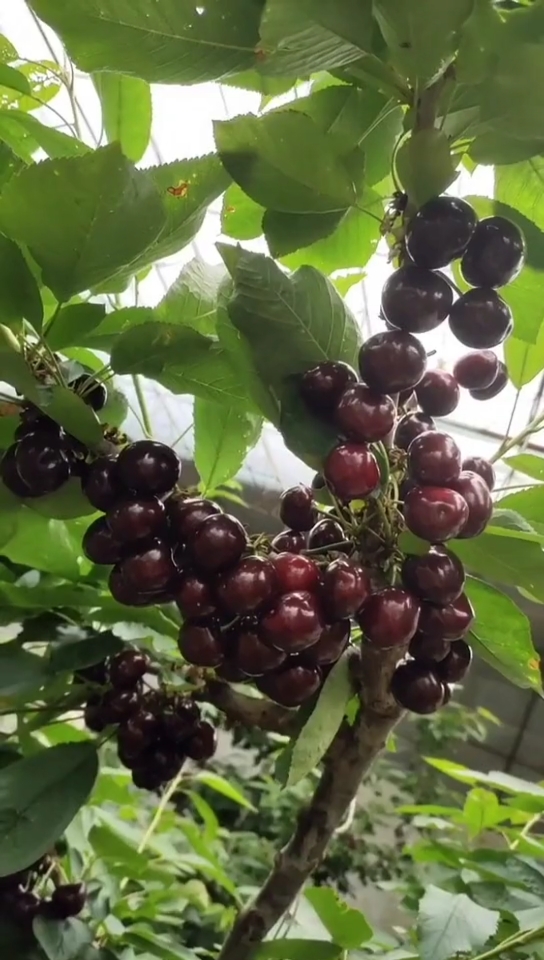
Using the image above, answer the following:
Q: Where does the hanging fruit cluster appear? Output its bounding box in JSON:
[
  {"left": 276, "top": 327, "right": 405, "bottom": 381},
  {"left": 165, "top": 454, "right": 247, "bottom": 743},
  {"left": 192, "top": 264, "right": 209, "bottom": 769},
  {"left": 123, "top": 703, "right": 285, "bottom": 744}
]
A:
[{"left": 0, "top": 853, "right": 86, "bottom": 928}]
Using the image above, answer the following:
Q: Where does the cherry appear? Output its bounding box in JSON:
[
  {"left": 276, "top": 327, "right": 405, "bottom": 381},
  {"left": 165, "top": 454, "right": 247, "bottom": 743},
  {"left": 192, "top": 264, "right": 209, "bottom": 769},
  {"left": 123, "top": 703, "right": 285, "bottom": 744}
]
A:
[
  {"left": 404, "top": 486, "right": 469, "bottom": 541},
  {"left": 322, "top": 558, "right": 370, "bottom": 619},
  {"left": 358, "top": 330, "right": 427, "bottom": 394},
  {"left": 405, "top": 196, "right": 478, "bottom": 269},
  {"left": 0, "top": 870, "right": 30, "bottom": 892},
  {"left": 408, "top": 431, "right": 462, "bottom": 485},
  {"left": 168, "top": 496, "right": 221, "bottom": 541},
  {"left": 450, "top": 470, "right": 493, "bottom": 537},
  {"left": 0, "top": 445, "right": 33, "bottom": 498},
  {"left": 312, "top": 472, "right": 326, "bottom": 489},
  {"left": 231, "top": 622, "right": 286, "bottom": 675},
  {"left": 300, "top": 361, "right": 357, "bottom": 415},
  {"left": 401, "top": 546, "right": 465, "bottom": 605},
  {"left": 117, "top": 440, "right": 181, "bottom": 496},
  {"left": 436, "top": 639, "right": 473, "bottom": 682},
  {"left": 415, "top": 371, "right": 460, "bottom": 417},
  {"left": 271, "top": 530, "right": 306, "bottom": 553},
  {"left": 147, "top": 746, "right": 182, "bottom": 782},
  {"left": 9, "top": 890, "right": 42, "bottom": 924},
  {"left": 307, "top": 517, "right": 347, "bottom": 551},
  {"left": 260, "top": 591, "right": 324, "bottom": 652},
  {"left": 109, "top": 649, "right": 150, "bottom": 689},
  {"left": 453, "top": 350, "right": 499, "bottom": 390},
  {"left": 15, "top": 433, "right": 71, "bottom": 495},
  {"left": 161, "top": 697, "right": 200, "bottom": 744},
  {"left": 310, "top": 619, "right": 350, "bottom": 665},
  {"left": 71, "top": 374, "right": 107, "bottom": 411},
  {"left": 109, "top": 567, "right": 153, "bottom": 606},
  {"left": 279, "top": 484, "right": 317, "bottom": 531},
  {"left": 461, "top": 216, "right": 525, "bottom": 288},
  {"left": 381, "top": 265, "right": 453, "bottom": 333},
  {"left": 394, "top": 412, "right": 435, "bottom": 451},
  {"left": 190, "top": 514, "right": 248, "bottom": 573},
  {"left": 107, "top": 496, "right": 166, "bottom": 543},
  {"left": 178, "top": 619, "right": 224, "bottom": 667},
  {"left": 419, "top": 592, "right": 475, "bottom": 640},
  {"left": 82, "top": 456, "right": 121, "bottom": 511},
  {"left": 132, "top": 766, "right": 164, "bottom": 791},
  {"left": 175, "top": 573, "right": 216, "bottom": 618},
  {"left": 119, "top": 711, "right": 159, "bottom": 752},
  {"left": 335, "top": 383, "right": 396, "bottom": 442},
  {"left": 258, "top": 663, "right": 322, "bottom": 707},
  {"left": 442, "top": 682, "right": 452, "bottom": 705},
  {"left": 324, "top": 443, "right": 380, "bottom": 502},
  {"left": 470, "top": 361, "right": 508, "bottom": 400},
  {"left": 75, "top": 661, "right": 108, "bottom": 685},
  {"left": 273, "top": 552, "right": 320, "bottom": 593},
  {"left": 390, "top": 661, "right": 445, "bottom": 714},
  {"left": 120, "top": 539, "right": 179, "bottom": 593},
  {"left": 16, "top": 409, "right": 60, "bottom": 439},
  {"left": 84, "top": 697, "right": 107, "bottom": 733},
  {"left": 83, "top": 517, "right": 124, "bottom": 565},
  {"left": 102, "top": 687, "right": 141, "bottom": 724},
  {"left": 117, "top": 733, "right": 144, "bottom": 769},
  {"left": 409, "top": 631, "right": 451, "bottom": 663},
  {"left": 462, "top": 456, "right": 496, "bottom": 490},
  {"left": 215, "top": 660, "right": 248, "bottom": 683},
  {"left": 449, "top": 288, "right": 513, "bottom": 349},
  {"left": 357, "top": 588, "right": 420, "bottom": 648},
  {"left": 185, "top": 720, "right": 217, "bottom": 761},
  {"left": 216, "top": 555, "right": 278, "bottom": 614}
]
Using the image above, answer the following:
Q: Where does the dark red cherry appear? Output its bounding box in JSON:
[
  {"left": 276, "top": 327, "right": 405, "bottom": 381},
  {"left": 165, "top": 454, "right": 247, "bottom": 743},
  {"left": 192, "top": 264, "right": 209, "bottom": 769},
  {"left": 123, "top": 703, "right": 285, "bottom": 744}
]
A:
[
  {"left": 469, "top": 361, "right": 508, "bottom": 400},
  {"left": 307, "top": 517, "right": 347, "bottom": 551},
  {"left": 279, "top": 484, "right": 317, "bottom": 532},
  {"left": 436, "top": 639, "right": 473, "bottom": 682},
  {"left": 0, "top": 445, "right": 32, "bottom": 497},
  {"left": 322, "top": 558, "right": 370, "bottom": 619},
  {"left": 273, "top": 552, "right": 320, "bottom": 593},
  {"left": 109, "top": 649, "right": 150, "bottom": 689},
  {"left": 132, "top": 765, "right": 165, "bottom": 791},
  {"left": 117, "top": 440, "right": 181, "bottom": 496},
  {"left": 461, "top": 216, "right": 525, "bottom": 288},
  {"left": 9, "top": 890, "right": 42, "bottom": 924},
  {"left": 175, "top": 573, "right": 216, "bottom": 619},
  {"left": 335, "top": 383, "right": 396, "bottom": 443},
  {"left": 84, "top": 697, "right": 107, "bottom": 733},
  {"left": 107, "top": 496, "right": 166, "bottom": 543},
  {"left": 178, "top": 619, "right": 224, "bottom": 667},
  {"left": 404, "top": 486, "right": 469, "bottom": 541},
  {"left": 394, "top": 412, "right": 435, "bottom": 451},
  {"left": 271, "top": 530, "right": 306, "bottom": 553},
  {"left": 450, "top": 470, "right": 493, "bottom": 537},
  {"left": 390, "top": 661, "right": 445, "bottom": 714},
  {"left": 405, "top": 196, "right": 478, "bottom": 269},
  {"left": 462, "top": 456, "right": 495, "bottom": 490},
  {"left": 190, "top": 514, "right": 248, "bottom": 573},
  {"left": 401, "top": 547, "right": 465, "bottom": 605},
  {"left": 82, "top": 456, "right": 121, "bottom": 511},
  {"left": 102, "top": 687, "right": 141, "bottom": 724},
  {"left": 381, "top": 265, "right": 453, "bottom": 333},
  {"left": 408, "top": 431, "right": 462, "bottom": 485},
  {"left": 108, "top": 566, "right": 152, "bottom": 606},
  {"left": 357, "top": 588, "right": 420, "bottom": 648},
  {"left": 300, "top": 361, "right": 357, "bottom": 415},
  {"left": 185, "top": 720, "right": 217, "bottom": 761},
  {"left": 312, "top": 472, "right": 326, "bottom": 490},
  {"left": 324, "top": 443, "right": 380, "bottom": 501},
  {"left": 214, "top": 660, "right": 248, "bottom": 683},
  {"left": 71, "top": 374, "right": 107, "bottom": 411},
  {"left": 83, "top": 516, "right": 124, "bottom": 565},
  {"left": 449, "top": 289, "right": 513, "bottom": 349},
  {"left": 453, "top": 350, "right": 499, "bottom": 390},
  {"left": 409, "top": 631, "right": 451, "bottom": 664},
  {"left": 260, "top": 590, "right": 324, "bottom": 652},
  {"left": 310, "top": 620, "right": 350, "bottom": 665},
  {"left": 216, "top": 555, "right": 278, "bottom": 615},
  {"left": 415, "top": 371, "right": 460, "bottom": 417},
  {"left": 258, "top": 663, "right": 322, "bottom": 707},
  {"left": 168, "top": 496, "right": 221, "bottom": 541},
  {"left": 121, "top": 711, "right": 159, "bottom": 751},
  {"left": 161, "top": 697, "right": 200, "bottom": 744},
  {"left": 358, "top": 330, "right": 427, "bottom": 393},
  {"left": 419, "top": 592, "right": 475, "bottom": 640},
  {"left": 231, "top": 622, "right": 286, "bottom": 676},
  {"left": 15, "top": 433, "right": 71, "bottom": 495},
  {"left": 120, "top": 539, "right": 179, "bottom": 593}
]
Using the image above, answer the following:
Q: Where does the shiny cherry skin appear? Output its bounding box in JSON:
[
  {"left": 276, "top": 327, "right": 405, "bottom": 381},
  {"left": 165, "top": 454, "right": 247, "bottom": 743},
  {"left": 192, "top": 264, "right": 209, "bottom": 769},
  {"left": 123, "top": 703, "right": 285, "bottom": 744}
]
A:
[
  {"left": 231, "top": 622, "right": 286, "bottom": 676},
  {"left": 335, "top": 383, "right": 396, "bottom": 442},
  {"left": 408, "top": 431, "right": 462, "bottom": 485},
  {"left": 109, "top": 649, "right": 150, "bottom": 689},
  {"left": 120, "top": 539, "right": 179, "bottom": 593},
  {"left": 131, "top": 765, "right": 165, "bottom": 791},
  {"left": 117, "top": 440, "right": 181, "bottom": 496},
  {"left": 279, "top": 484, "right": 317, "bottom": 531},
  {"left": 258, "top": 663, "right": 322, "bottom": 707},
  {"left": 271, "top": 530, "right": 307, "bottom": 553},
  {"left": 108, "top": 567, "right": 153, "bottom": 606},
  {"left": 418, "top": 592, "right": 475, "bottom": 640},
  {"left": 322, "top": 558, "right": 370, "bottom": 619},
  {"left": 71, "top": 374, "right": 107, "bottom": 411},
  {"left": 0, "top": 445, "right": 32, "bottom": 497},
  {"left": 83, "top": 516, "right": 125, "bottom": 565},
  {"left": 175, "top": 573, "right": 216, "bottom": 619},
  {"left": 404, "top": 486, "right": 469, "bottom": 541},
  {"left": 216, "top": 555, "right": 278, "bottom": 615},
  {"left": 449, "top": 288, "right": 513, "bottom": 349},
  {"left": 82, "top": 456, "right": 121, "bottom": 511},
  {"left": 15, "top": 433, "right": 71, "bottom": 495},
  {"left": 453, "top": 350, "right": 499, "bottom": 390},
  {"left": 390, "top": 662, "right": 445, "bottom": 714},
  {"left": 401, "top": 546, "right": 465, "bottom": 605},
  {"left": 307, "top": 517, "right": 347, "bottom": 551},
  {"left": 178, "top": 619, "right": 224, "bottom": 667},
  {"left": 358, "top": 330, "right": 427, "bottom": 394},
  {"left": 273, "top": 552, "right": 320, "bottom": 593},
  {"left": 119, "top": 711, "right": 159, "bottom": 753},
  {"left": 357, "top": 588, "right": 420, "bottom": 648},
  {"left": 409, "top": 631, "right": 451, "bottom": 664},
  {"left": 84, "top": 697, "right": 107, "bottom": 733},
  {"left": 405, "top": 196, "right": 478, "bottom": 269},
  {"left": 470, "top": 361, "right": 508, "bottom": 400},
  {"left": 394, "top": 412, "right": 435, "bottom": 451},
  {"left": 168, "top": 496, "right": 222, "bottom": 540},
  {"left": 415, "top": 371, "right": 460, "bottom": 417},
  {"left": 381, "top": 265, "right": 453, "bottom": 333},
  {"left": 462, "top": 456, "right": 496, "bottom": 490},
  {"left": 102, "top": 687, "right": 141, "bottom": 724},
  {"left": 324, "top": 443, "right": 380, "bottom": 502},
  {"left": 107, "top": 496, "right": 166, "bottom": 543},
  {"left": 260, "top": 590, "right": 324, "bottom": 653},
  {"left": 51, "top": 882, "right": 87, "bottom": 919},
  {"left": 185, "top": 720, "right": 218, "bottom": 761},
  {"left": 450, "top": 470, "right": 493, "bottom": 538},
  {"left": 436, "top": 639, "right": 473, "bottom": 682},
  {"left": 310, "top": 620, "right": 350, "bottom": 665},
  {"left": 300, "top": 361, "right": 358, "bottom": 415},
  {"left": 461, "top": 216, "right": 525, "bottom": 288},
  {"left": 9, "top": 890, "right": 42, "bottom": 924},
  {"left": 190, "top": 514, "right": 248, "bottom": 573}
]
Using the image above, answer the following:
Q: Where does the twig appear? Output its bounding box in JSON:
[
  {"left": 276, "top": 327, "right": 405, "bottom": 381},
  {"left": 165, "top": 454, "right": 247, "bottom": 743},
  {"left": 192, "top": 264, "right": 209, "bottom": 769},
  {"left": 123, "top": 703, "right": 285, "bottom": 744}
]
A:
[
  {"left": 471, "top": 923, "right": 544, "bottom": 960},
  {"left": 203, "top": 680, "right": 297, "bottom": 735},
  {"left": 132, "top": 374, "right": 153, "bottom": 437},
  {"left": 491, "top": 410, "right": 544, "bottom": 463}
]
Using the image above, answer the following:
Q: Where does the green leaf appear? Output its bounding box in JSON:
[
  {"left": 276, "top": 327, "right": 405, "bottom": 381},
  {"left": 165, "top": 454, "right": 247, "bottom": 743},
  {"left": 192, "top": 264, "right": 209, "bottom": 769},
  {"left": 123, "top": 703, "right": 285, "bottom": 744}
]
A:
[
  {"left": 0, "top": 142, "right": 25, "bottom": 193},
  {"left": 496, "top": 159, "right": 544, "bottom": 236},
  {"left": 215, "top": 111, "right": 357, "bottom": 213},
  {"left": 0, "top": 110, "right": 89, "bottom": 159},
  {"left": 265, "top": 210, "right": 346, "bottom": 259},
  {"left": 373, "top": 0, "right": 473, "bottom": 84},
  {"left": 286, "top": 656, "right": 352, "bottom": 787},
  {"left": 0, "top": 60, "right": 62, "bottom": 112},
  {"left": 465, "top": 578, "right": 542, "bottom": 694},
  {"left": 451, "top": 527, "right": 544, "bottom": 602},
  {"left": 305, "top": 887, "right": 373, "bottom": 949},
  {"left": 193, "top": 771, "right": 256, "bottom": 811},
  {"left": 36, "top": 384, "right": 103, "bottom": 448},
  {"left": 481, "top": 42, "right": 544, "bottom": 141},
  {"left": 396, "top": 130, "right": 457, "bottom": 208},
  {"left": 279, "top": 200, "right": 382, "bottom": 274},
  {"left": 93, "top": 73, "right": 152, "bottom": 163},
  {"left": 0, "top": 65, "right": 31, "bottom": 97},
  {"left": 462, "top": 788, "right": 502, "bottom": 839},
  {"left": 27, "top": 478, "right": 97, "bottom": 521},
  {"left": 505, "top": 331, "right": 544, "bottom": 388},
  {"left": 0, "top": 235, "right": 42, "bottom": 330},
  {"left": 155, "top": 257, "right": 225, "bottom": 337},
  {"left": 0, "top": 36, "right": 18, "bottom": 64},
  {"left": 194, "top": 399, "right": 262, "bottom": 493},
  {"left": 504, "top": 454, "right": 544, "bottom": 482},
  {"left": 48, "top": 632, "right": 123, "bottom": 674},
  {"left": 45, "top": 303, "right": 107, "bottom": 351},
  {"left": 0, "top": 324, "right": 40, "bottom": 403},
  {"left": 417, "top": 886, "right": 499, "bottom": 960},
  {"left": 496, "top": 487, "right": 544, "bottom": 537},
  {"left": 221, "top": 183, "right": 264, "bottom": 241},
  {"left": 255, "top": 942, "right": 343, "bottom": 960},
  {"left": 29, "top": 0, "right": 261, "bottom": 84},
  {"left": 0, "top": 643, "right": 46, "bottom": 699},
  {"left": 2, "top": 510, "right": 83, "bottom": 580},
  {"left": 34, "top": 916, "right": 93, "bottom": 960},
  {"left": 0, "top": 742, "right": 98, "bottom": 877},
  {"left": 0, "top": 143, "right": 165, "bottom": 300}
]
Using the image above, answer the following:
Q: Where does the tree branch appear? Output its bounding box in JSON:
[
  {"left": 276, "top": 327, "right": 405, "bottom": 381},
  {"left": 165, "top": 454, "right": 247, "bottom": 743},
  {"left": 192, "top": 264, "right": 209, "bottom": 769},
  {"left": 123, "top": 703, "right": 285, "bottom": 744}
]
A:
[{"left": 203, "top": 679, "right": 298, "bottom": 735}]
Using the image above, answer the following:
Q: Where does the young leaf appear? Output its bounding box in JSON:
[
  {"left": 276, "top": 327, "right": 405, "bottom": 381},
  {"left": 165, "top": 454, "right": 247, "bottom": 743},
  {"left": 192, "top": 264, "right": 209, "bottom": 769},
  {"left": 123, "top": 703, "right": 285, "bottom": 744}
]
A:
[
  {"left": 305, "top": 887, "right": 373, "bottom": 949},
  {"left": 417, "top": 886, "right": 499, "bottom": 960},
  {"left": 0, "top": 143, "right": 165, "bottom": 300},
  {"left": 37, "top": 385, "right": 103, "bottom": 448},
  {"left": 0, "top": 235, "right": 42, "bottom": 329},
  {"left": 45, "top": 303, "right": 107, "bottom": 351},
  {"left": 33, "top": 916, "right": 94, "bottom": 960},
  {"left": 0, "top": 742, "right": 98, "bottom": 877},
  {"left": 155, "top": 257, "right": 226, "bottom": 337},
  {"left": 374, "top": 0, "right": 473, "bottom": 84},
  {"left": 504, "top": 453, "right": 544, "bottom": 482},
  {"left": 193, "top": 398, "right": 262, "bottom": 493},
  {"left": 396, "top": 130, "right": 457, "bottom": 208},
  {"left": 93, "top": 73, "right": 152, "bottom": 163}
]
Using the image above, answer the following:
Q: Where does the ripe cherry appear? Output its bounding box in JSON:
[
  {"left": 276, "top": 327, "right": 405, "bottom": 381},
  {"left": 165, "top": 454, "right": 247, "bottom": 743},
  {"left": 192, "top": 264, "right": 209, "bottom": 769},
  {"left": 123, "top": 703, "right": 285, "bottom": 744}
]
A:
[
  {"left": 324, "top": 443, "right": 380, "bottom": 501},
  {"left": 121, "top": 711, "right": 159, "bottom": 751},
  {"left": 102, "top": 687, "right": 141, "bottom": 724},
  {"left": 308, "top": 517, "right": 347, "bottom": 551},
  {"left": 450, "top": 470, "right": 493, "bottom": 538},
  {"left": 260, "top": 591, "right": 324, "bottom": 652},
  {"left": 419, "top": 592, "right": 475, "bottom": 640},
  {"left": 310, "top": 620, "right": 350, "bottom": 665},
  {"left": 132, "top": 765, "right": 164, "bottom": 791},
  {"left": 335, "top": 383, "right": 396, "bottom": 442},
  {"left": 71, "top": 374, "right": 107, "bottom": 411},
  {"left": 161, "top": 697, "right": 200, "bottom": 744},
  {"left": 178, "top": 619, "right": 224, "bottom": 667},
  {"left": 436, "top": 639, "right": 473, "bottom": 682},
  {"left": 109, "top": 649, "right": 150, "bottom": 689},
  {"left": 120, "top": 539, "right": 179, "bottom": 593},
  {"left": 300, "top": 361, "right": 357, "bottom": 415},
  {"left": 408, "top": 431, "right": 462, "bottom": 485},
  {"left": 175, "top": 573, "right": 216, "bottom": 619},
  {"left": 216, "top": 555, "right": 278, "bottom": 614},
  {"left": 449, "top": 288, "right": 513, "bottom": 349},
  {"left": 9, "top": 890, "right": 42, "bottom": 924},
  {"left": 357, "top": 588, "right": 420, "bottom": 648},
  {"left": 461, "top": 216, "right": 525, "bottom": 288},
  {"left": 117, "top": 440, "right": 181, "bottom": 496},
  {"left": 145, "top": 747, "right": 182, "bottom": 782},
  {"left": 401, "top": 547, "right": 465, "bottom": 605},
  {"left": 190, "top": 514, "right": 248, "bottom": 573},
  {"left": 405, "top": 196, "right": 478, "bottom": 269},
  {"left": 462, "top": 456, "right": 496, "bottom": 490},
  {"left": 15, "top": 433, "right": 71, "bottom": 495},
  {"left": 322, "top": 558, "right": 370, "bottom": 619},
  {"left": 83, "top": 516, "right": 124, "bottom": 565},
  {"left": 404, "top": 486, "right": 469, "bottom": 541},
  {"left": 84, "top": 697, "right": 107, "bottom": 733},
  {"left": 470, "top": 361, "right": 508, "bottom": 400},
  {"left": 273, "top": 552, "right": 320, "bottom": 593},
  {"left": 381, "top": 265, "right": 453, "bottom": 333},
  {"left": 390, "top": 661, "right": 445, "bottom": 714},
  {"left": 107, "top": 497, "right": 166, "bottom": 543},
  {"left": 394, "top": 412, "right": 435, "bottom": 451},
  {"left": 258, "top": 663, "right": 322, "bottom": 707},
  {"left": 415, "top": 371, "right": 460, "bottom": 417},
  {"left": 109, "top": 567, "right": 152, "bottom": 606},
  {"left": 231, "top": 622, "right": 286, "bottom": 676},
  {"left": 0, "top": 445, "right": 32, "bottom": 497},
  {"left": 271, "top": 530, "right": 306, "bottom": 553},
  {"left": 409, "top": 631, "right": 451, "bottom": 664},
  {"left": 185, "top": 720, "right": 218, "bottom": 761},
  {"left": 168, "top": 496, "right": 222, "bottom": 540},
  {"left": 82, "top": 456, "right": 121, "bottom": 511},
  {"left": 453, "top": 350, "right": 499, "bottom": 390},
  {"left": 279, "top": 484, "right": 317, "bottom": 531},
  {"left": 359, "top": 330, "right": 427, "bottom": 394}
]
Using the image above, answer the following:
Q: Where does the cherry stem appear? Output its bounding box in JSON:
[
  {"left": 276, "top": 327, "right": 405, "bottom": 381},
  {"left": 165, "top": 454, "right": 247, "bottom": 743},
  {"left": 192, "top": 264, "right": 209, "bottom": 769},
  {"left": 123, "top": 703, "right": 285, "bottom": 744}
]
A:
[{"left": 491, "top": 410, "right": 544, "bottom": 463}]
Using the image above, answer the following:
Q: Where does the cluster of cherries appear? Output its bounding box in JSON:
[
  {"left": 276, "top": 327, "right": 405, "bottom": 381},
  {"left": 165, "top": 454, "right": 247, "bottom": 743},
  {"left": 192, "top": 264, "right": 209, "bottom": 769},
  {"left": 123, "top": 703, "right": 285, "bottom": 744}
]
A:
[
  {"left": 81, "top": 649, "right": 217, "bottom": 791},
  {"left": 0, "top": 853, "right": 86, "bottom": 928}
]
